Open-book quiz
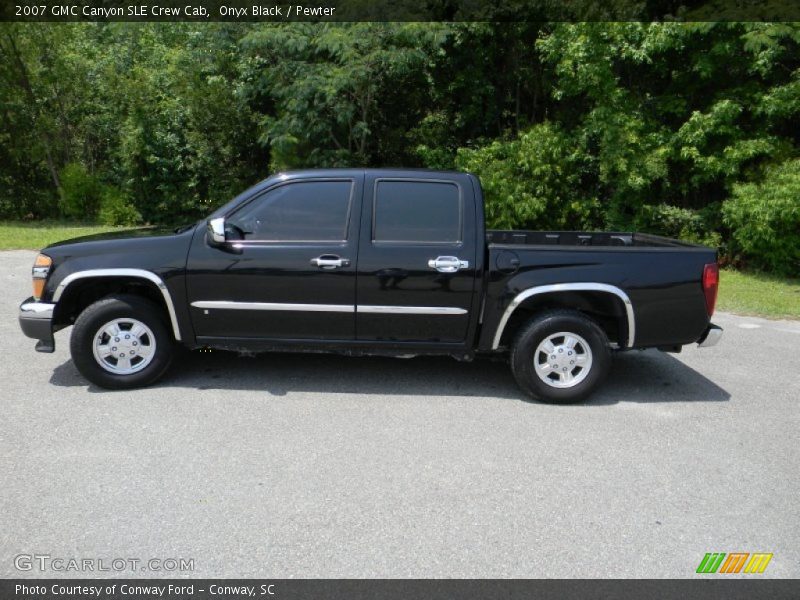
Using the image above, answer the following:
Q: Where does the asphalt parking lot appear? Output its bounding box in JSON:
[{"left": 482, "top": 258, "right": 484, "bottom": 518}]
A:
[{"left": 1, "top": 249, "right": 798, "bottom": 578}]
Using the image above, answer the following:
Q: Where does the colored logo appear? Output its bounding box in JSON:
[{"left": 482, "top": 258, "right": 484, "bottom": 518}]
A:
[{"left": 696, "top": 552, "right": 773, "bottom": 574}]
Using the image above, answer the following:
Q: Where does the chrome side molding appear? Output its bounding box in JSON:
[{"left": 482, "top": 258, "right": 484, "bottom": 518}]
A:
[
  {"left": 53, "top": 269, "right": 182, "bottom": 341},
  {"left": 492, "top": 283, "right": 635, "bottom": 350},
  {"left": 357, "top": 305, "right": 467, "bottom": 315},
  {"left": 191, "top": 301, "right": 355, "bottom": 313},
  {"left": 190, "top": 301, "right": 468, "bottom": 316}
]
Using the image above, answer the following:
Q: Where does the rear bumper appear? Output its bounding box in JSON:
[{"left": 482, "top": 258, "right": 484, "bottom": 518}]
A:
[
  {"left": 19, "top": 298, "right": 56, "bottom": 353},
  {"left": 697, "top": 323, "right": 723, "bottom": 348}
]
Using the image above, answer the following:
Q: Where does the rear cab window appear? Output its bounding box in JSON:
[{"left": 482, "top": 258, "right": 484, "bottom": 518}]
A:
[{"left": 372, "top": 180, "right": 462, "bottom": 244}]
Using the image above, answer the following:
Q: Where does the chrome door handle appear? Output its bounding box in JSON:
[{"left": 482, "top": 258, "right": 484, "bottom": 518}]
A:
[
  {"left": 311, "top": 255, "right": 350, "bottom": 269},
  {"left": 427, "top": 256, "right": 469, "bottom": 273}
]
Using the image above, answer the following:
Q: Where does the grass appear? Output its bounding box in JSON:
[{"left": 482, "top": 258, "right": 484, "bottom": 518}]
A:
[
  {"left": 0, "top": 220, "right": 135, "bottom": 250},
  {"left": 1, "top": 220, "right": 797, "bottom": 320},
  {"left": 718, "top": 268, "right": 800, "bottom": 320}
]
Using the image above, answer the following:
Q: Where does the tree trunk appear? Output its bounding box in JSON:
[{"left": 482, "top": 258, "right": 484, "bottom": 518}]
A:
[{"left": 3, "top": 31, "right": 62, "bottom": 199}]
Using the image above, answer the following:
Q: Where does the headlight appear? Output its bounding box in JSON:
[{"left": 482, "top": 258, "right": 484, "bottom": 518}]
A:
[{"left": 32, "top": 254, "right": 52, "bottom": 300}]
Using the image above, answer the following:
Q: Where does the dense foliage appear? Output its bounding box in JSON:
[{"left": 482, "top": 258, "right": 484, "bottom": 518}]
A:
[
  {"left": 723, "top": 159, "right": 800, "bottom": 275},
  {"left": 1, "top": 22, "right": 799, "bottom": 273}
]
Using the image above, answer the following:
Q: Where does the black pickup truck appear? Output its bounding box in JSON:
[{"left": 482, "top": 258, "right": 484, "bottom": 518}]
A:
[{"left": 19, "top": 169, "right": 722, "bottom": 402}]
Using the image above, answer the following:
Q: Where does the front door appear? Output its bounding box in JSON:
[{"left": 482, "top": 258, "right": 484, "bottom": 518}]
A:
[
  {"left": 355, "top": 174, "right": 478, "bottom": 344},
  {"left": 187, "top": 175, "right": 363, "bottom": 340}
]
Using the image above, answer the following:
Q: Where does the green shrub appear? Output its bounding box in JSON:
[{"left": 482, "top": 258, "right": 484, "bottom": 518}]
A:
[
  {"left": 98, "top": 189, "right": 142, "bottom": 226},
  {"left": 633, "top": 203, "right": 722, "bottom": 248},
  {"left": 456, "top": 123, "right": 600, "bottom": 230},
  {"left": 59, "top": 162, "right": 104, "bottom": 220},
  {"left": 723, "top": 159, "right": 800, "bottom": 276}
]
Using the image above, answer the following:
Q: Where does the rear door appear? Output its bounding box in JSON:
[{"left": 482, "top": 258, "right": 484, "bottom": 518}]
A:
[
  {"left": 355, "top": 174, "right": 478, "bottom": 344},
  {"left": 187, "top": 175, "right": 362, "bottom": 340}
]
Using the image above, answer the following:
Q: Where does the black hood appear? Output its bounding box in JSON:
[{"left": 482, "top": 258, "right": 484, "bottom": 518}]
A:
[{"left": 45, "top": 223, "right": 198, "bottom": 249}]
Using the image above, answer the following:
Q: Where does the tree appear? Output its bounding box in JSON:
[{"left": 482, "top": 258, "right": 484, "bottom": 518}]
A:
[{"left": 240, "top": 23, "right": 448, "bottom": 169}]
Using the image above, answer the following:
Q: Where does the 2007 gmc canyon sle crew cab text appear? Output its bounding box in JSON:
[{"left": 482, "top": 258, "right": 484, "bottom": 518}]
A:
[{"left": 18, "top": 169, "right": 722, "bottom": 403}]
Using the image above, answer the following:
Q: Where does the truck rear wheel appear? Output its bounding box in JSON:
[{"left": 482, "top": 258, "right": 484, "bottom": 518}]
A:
[
  {"left": 510, "top": 310, "right": 611, "bottom": 403},
  {"left": 70, "top": 294, "right": 174, "bottom": 389}
]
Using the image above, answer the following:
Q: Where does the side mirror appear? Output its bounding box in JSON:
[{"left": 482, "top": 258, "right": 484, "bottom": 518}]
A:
[{"left": 207, "top": 217, "right": 226, "bottom": 245}]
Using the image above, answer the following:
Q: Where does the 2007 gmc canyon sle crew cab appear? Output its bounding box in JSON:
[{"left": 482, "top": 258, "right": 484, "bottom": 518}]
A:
[{"left": 19, "top": 169, "right": 722, "bottom": 402}]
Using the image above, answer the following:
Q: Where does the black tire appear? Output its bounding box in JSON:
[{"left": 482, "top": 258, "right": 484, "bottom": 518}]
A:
[
  {"left": 69, "top": 294, "right": 174, "bottom": 390},
  {"left": 510, "top": 309, "right": 611, "bottom": 403}
]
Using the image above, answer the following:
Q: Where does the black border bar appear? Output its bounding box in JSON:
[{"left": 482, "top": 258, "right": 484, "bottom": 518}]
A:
[
  {"left": 3, "top": 0, "right": 800, "bottom": 22},
  {"left": 2, "top": 579, "right": 800, "bottom": 600}
]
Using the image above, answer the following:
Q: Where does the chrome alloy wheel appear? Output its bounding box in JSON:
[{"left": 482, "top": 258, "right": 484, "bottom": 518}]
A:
[
  {"left": 91, "top": 318, "right": 156, "bottom": 375},
  {"left": 533, "top": 331, "right": 593, "bottom": 388}
]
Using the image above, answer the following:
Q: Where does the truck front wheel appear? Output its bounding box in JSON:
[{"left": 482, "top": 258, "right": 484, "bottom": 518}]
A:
[
  {"left": 510, "top": 310, "right": 611, "bottom": 403},
  {"left": 70, "top": 294, "right": 174, "bottom": 389}
]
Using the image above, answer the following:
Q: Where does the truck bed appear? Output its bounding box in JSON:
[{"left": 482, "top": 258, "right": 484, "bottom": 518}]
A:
[
  {"left": 487, "top": 230, "right": 696, "bottom": 248},
  {"left": 480, "top": 229, "right": 717, "bottom": 351}
]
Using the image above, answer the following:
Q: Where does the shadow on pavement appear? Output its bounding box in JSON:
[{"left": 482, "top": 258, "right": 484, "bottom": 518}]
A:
[
  {"left": 592, "top": 350, "right": 730, "bottom": 405},
  {"left": 49, "top": 347, "right": 729, "bottom": 404}
]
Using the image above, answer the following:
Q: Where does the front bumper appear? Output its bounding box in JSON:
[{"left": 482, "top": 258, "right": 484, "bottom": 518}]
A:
[
  {"left": 19, "top": 297, "right": 56, "bottom": 353},
  {"left": 697, "top": 323, "right": 723, "bottom": 348}
]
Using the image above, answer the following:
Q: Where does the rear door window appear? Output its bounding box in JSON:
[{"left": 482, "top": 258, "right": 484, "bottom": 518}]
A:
[{"left": 373, "top": 180, "right": 462, "bottom": 243}]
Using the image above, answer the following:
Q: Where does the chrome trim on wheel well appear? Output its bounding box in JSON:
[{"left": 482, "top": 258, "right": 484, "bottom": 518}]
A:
[
  {"left": 53, "top": 269, "right": 182, "bottom": 341},
  {"left": 491, "top": 283, "right": 635, "bottom": 350}
]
